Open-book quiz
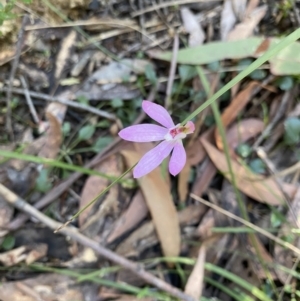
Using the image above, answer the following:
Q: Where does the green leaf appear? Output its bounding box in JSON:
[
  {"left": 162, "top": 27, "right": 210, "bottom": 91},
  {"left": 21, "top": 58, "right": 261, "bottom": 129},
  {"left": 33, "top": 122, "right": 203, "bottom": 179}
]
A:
[
  {"left": 250, "top": 69, "right": 267, "bottom": 80},
  {"left": 284, "top": 117, "right": 300, "bottom": 145},
  {"left": 145, "top": 64, "right": 157, "bottom": 85},
  {"left": 93, "top": 136, "right": 113, "bottom": 152},
  {"left": 78, "top": 125, "right": 95, "bottom": 141},
  {"left": 236, "top": 143, "right": 252, "bottom": 158},
  {"left": 207, "top": 61, "right": 220, "bottom": 71},
  {"left": 249, "top": 159, "right": 266, "bottom": 174},
  {"left": 270, "top": 211, "right": 282, "bottom": 228},
  {"left": 179, "top": 65, "right": 196, "bottom": 82},
  {"left": 76, "top": 95, "right": 89, "bottom": 105},
  {"left": 62, "top": 122, "right": 71, "bottom": 136},
  {"left": 1, "top": 235, "right": 15, "bottom": 250},
  {"left": 277, "top": 76, "right": 294, "bottom": 91},
  {"left": 148, "top": 37, "right": 300, "bottom": 75},
  {"left": 96, "top": 120, "right": 110, "bottom": 128},
  {"left": 204, "top": 115, "right": 215, "bottom": 127},
  {"left": 111, "top": 98, "right": 123, "bottom": 108},
  {"left": 35, "top": 168, "right": 52, "bottom": 193}
]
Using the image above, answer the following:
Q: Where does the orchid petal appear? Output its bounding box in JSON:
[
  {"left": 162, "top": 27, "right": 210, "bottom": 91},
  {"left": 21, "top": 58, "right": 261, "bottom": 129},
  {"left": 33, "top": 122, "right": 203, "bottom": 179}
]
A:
[
  {"left": 185, "top": 121, "right": 195, "bottom": 134},
  {"left": 119, "top": 124, "right": 168, "bottom": 142},
  {"left": 142, "top": 101, "right": 175, "bottom": 128},
  {"left": 133, "top": 140, "right": 175, "bottom": 178},
  {"left": 169, "top": 141, "right": 186, "bottom": 176}
]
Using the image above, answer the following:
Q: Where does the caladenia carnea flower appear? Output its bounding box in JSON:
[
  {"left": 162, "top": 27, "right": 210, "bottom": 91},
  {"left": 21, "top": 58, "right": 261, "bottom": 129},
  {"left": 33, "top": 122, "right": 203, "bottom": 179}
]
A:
[{"left": 118, "top": 101, "right": 195, "bottom": 178}]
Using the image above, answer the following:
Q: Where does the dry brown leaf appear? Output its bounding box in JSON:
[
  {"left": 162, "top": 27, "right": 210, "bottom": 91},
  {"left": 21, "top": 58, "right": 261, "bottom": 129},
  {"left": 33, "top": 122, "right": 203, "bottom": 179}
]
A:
[
  {"left": 192, "top": 117, "right": 263, "bottom": 199},
  {"left": 107, "top": 190, "right": 148, "bottom": 243},
  {"left": 245, "top": 0, "right": 260, "bottom": 17},
  {"left": 215, "top": 81, "right": 260, "bottom": 149},
  {"left": 181, "top": 7, "right": 205, "bottom": 47},
  {"left": 274, "top": 187, "right": 300, "bottom": 283},
  {"left": 228, "top": 5, "right": 267, "bottom": 41},
  {"left": 116, "top": 221, "right": 155, "bottom": 257},
  {"left": 0, "top": 274, "right": 83, "bottom": 301},
  {"left": 122, "top": 143, "right": 180, "bottom": 258},
  {"left": 45, "top": 99, "right": 68, "bottom": 124},
  {"left": 225, "top": 118, "right": 265, "bottom": 156},
  {"left": 197, "top": 208, "right": 215, "bottom": 239},
  {"left": 186, "top": 137, "right": 207, "bottom": 166},
  {"left": 0, "top": 46, "right": 16, "bottom": 66},
  {"left": 220, "top": 0, "right": 247, "bottom": 41},
  {"left": 201, "top": 139, "right": 297, "bottom": 205},
  {"left": 0, "top": 246, "right": 27, "bottom": 266},
  {"left": 0, "top": 195, "right": 15, "bottom": 237},
  {"left": 25, "top": 243, "right": 48, "bottom": 265},
  {"left": 185, "top": 244, "right": 206, "bottom": 299},
  {"left": 188, "top": 81, "right": 261, "bottom": 166},
  {"left": 79, "top": 155, "right": 119, "bottom": 227},
  {"left": 116, "top": 205, "right": 204, "bottom": 257},
  {"left": 55, "top": 30, "right": 77, "bottom": 83},
  {"left": 38, "top": 111, "right": 62, "bottom": 160}
]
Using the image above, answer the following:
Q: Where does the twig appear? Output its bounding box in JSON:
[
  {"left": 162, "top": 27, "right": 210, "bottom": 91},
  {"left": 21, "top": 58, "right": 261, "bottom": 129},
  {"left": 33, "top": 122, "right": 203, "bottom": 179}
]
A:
[
  {"left": 131, "top": 0, "right": 216, "bottom": 17},
  {"left": 165, "top": 34, "right": 179, "bottom": 109},
  {"left": 0, "top": 184, "right": 194, "bottom": 301},
  {"left": 0, "top": 87, "right": 116, "bottom": 121},
  {"left": 5, "top": 15, "right": 29, "bottom": 139},
  {"left": 6, "top": 86, "right": 158, "bottom": 231},
  {"left": 190, "top": 193, "right": 300, "bottom": 257},
  {"left": 20, "top": 76, "right": 40, "bottom": 124}
]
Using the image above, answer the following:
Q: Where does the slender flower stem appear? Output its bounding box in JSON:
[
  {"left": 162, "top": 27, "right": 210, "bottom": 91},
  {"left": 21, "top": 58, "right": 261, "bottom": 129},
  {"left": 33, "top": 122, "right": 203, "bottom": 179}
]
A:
[{"left": 55, "top": 163, "right": 137, "bottom": 232}]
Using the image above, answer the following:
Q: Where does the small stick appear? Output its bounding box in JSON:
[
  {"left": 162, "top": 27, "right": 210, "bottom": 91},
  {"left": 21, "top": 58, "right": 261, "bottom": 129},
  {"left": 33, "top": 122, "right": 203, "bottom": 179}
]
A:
[
  {"left": 0, "top": 87, "right": 116, "bottom": 121},
  {"left": 20, "top": 76, "right": 40, "bottom": 124},
  {"left": 0, "top": 184, "right": 195, "bottom": 301},
  {"left": 5, "top": 15, "right": 29, "bottom": 139},
  {"left": 165, "top": 34, "right": 179, "bottom": 109}
]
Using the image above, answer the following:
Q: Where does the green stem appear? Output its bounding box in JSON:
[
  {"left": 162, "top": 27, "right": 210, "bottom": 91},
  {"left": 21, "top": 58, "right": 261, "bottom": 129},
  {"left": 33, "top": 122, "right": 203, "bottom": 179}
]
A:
[{"left": 69, "top": 163, "right": 137, "bottom": 222}]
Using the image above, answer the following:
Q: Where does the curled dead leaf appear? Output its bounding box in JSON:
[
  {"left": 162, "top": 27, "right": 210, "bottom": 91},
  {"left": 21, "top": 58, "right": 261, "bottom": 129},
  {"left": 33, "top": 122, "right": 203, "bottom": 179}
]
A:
[
  {"left": 184, "top": 244, "right": 206, "bottom": 299},
  {"left": 227, "top": 5, "right": 267, "bottom": 41},
  {"left": 38, "top": 111, "right": 62, "bottom": 160},
  {"left": 201, "top": 138, "right": 297, "bottom": 205}
]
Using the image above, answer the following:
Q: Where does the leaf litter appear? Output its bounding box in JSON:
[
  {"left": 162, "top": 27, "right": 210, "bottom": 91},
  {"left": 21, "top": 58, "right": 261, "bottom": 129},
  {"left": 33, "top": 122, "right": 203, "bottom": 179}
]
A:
[{"left": 0, "top": 0, "right": 300, "bottom": 300}]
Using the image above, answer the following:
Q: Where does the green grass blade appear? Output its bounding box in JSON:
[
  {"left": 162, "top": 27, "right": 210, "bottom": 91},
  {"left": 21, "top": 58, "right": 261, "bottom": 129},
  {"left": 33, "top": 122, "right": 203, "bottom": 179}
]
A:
[
  {"left": 205, "top": 276, "right": 255, "bottom": 301},
  {"left": 205, "top": 263, "right": 273, "bottom": 301},
  {"left": 0, "top": 150, "right": 122, "bottom": 181}
]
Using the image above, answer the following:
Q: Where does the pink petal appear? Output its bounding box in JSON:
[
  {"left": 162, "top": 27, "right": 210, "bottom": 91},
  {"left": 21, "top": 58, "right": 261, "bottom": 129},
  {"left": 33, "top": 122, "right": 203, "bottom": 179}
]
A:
[
  {"left": 169, "top": 141, "right": 186, "bottom": 176},
  {"left": 118, "top": 124, "right": 168, "bottom": 142},
  {"left": 142, "top": 101, "right": 175, "bottom": 128},
  {"left": 133, "top": 140, "right": 176, "bottom": 178},
  {"left": 185, "top": 121, "right": 195, "bottom": 134}
]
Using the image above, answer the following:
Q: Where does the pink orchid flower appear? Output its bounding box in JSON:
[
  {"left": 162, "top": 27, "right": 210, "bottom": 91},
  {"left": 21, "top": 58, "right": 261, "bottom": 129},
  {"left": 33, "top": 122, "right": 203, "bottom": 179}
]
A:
[{"left": 119, "top": 101, "right": 195, "bottom": 178}]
